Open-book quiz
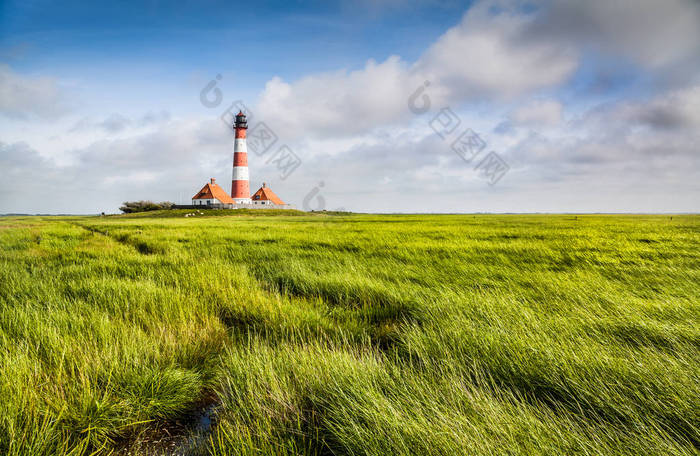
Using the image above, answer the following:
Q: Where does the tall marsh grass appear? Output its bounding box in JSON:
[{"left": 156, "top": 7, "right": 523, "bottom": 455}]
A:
[{"left": 0, "top": 213, "right": 698, "bottom": 454}]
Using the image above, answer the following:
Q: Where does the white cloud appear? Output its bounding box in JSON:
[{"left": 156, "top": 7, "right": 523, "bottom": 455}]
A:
[
  {"left": 2, "top": 83, "right": 699, "bottom": 214},
  {"left": 618, "top": 86, "right": 700, "bottom": 131},
  {"left": 0, "top": 64, "right": 66, "bottom": 118},
  {"left": 509, "top": 100, "right": 563, "bottom": 127},
  {"left": 415, "top": 2, "right": 577, "bottom": 100},
  {"left": 508, "top": 85, "right": 700, "bottom": 177},
  {"left": 0, "top": 118, "right": 235, "bottom": 213},
  {"left": 68, "top": 111, "right": 172, "bottom": 134},
  {"left": 528, "top": 0, "right": 700, "bottom": 70},
  {"left": 257, "top": 56, "right": 416, "bottom": 139},
  {"left": 256, "top": 0, "right": 579, "bottom": 140},
  {"left": 255, "top": 0, "right": 700, "bottom": 143}
]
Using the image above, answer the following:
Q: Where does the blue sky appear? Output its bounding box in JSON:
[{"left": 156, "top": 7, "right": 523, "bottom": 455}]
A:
[
  {"left": 1, "top": 1, "right": 461, "bottom": 87},
  {"left": 1, "top": 0, "right": 699, "bottom": 213}
]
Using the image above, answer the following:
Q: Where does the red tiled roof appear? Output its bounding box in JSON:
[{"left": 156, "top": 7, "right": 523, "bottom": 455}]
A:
[
  {"left": 251, "top": 185, "right": 284, "bottom": 205},
  {"left": 192, "top": 182, "right": 235, "bottom": 204}
]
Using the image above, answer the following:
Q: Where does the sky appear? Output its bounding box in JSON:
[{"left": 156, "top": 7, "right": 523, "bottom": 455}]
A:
[{"left": 1, "top": 0, "right": 699, "bottom": 214}]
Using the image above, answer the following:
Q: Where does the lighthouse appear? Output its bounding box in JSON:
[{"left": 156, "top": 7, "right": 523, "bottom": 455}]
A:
[
  {"left": 186, "top": 108, "right": 293, "bottom": 210},
  {"left": 231, "top": 111, "right": 251, "bottom": 204},
  {"left": 231, "top": 111, "right": 251, "bottom": 203}
]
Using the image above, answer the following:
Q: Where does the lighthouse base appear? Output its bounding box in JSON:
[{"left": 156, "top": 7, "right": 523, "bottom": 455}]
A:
[{"left": 234, "top": 198, "right": 252, "bottom": 204}]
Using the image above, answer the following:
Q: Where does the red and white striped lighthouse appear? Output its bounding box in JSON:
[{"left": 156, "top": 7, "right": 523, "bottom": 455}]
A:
[{"left": 231, "top": 111, "right": 251, "bottom": 203}]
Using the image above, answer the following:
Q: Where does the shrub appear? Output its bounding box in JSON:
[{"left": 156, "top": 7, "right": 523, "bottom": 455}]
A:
[{"left": 119, "top": 201, "right": 174, "bottom": 213}]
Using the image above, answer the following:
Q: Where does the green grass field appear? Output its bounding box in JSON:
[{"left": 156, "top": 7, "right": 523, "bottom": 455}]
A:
[{"left": 0, "top": 212, "right": 698, "bottom": 455}]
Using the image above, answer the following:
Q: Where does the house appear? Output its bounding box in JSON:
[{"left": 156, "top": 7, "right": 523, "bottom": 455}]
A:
[
  {"left": 251, "top": 183, "right": 284, "bottom": 206},
  {"left": 191, "top": 178, "right": 235, "bottom": 206},
  {"left": 185, "top": 179, "right": 292, "bottom": 209}
]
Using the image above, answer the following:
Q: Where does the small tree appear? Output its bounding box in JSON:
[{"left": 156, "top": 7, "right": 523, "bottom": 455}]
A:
[{"left": 119, "top": 201, "right": 175, "bottom": 213}]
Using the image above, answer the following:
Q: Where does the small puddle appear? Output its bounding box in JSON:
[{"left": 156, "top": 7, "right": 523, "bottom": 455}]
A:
[
  {"left": 175, "top": 403, "right": 219, "bottom": 455},
  {"left": 117, "top": 402, "right": 220, "bottom": 456}
]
